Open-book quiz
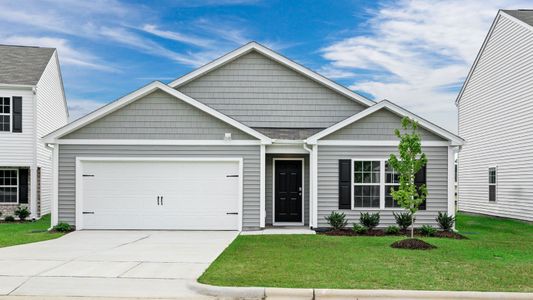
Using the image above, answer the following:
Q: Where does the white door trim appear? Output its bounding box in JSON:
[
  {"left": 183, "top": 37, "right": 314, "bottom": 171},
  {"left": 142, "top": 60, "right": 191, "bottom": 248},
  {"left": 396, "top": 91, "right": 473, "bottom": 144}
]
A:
[
  {"left": 272, "top": 158, "right": 305, "bottom": 226},
  {"left": 75, "top": 157, "right": 243, "bottom": 231}
]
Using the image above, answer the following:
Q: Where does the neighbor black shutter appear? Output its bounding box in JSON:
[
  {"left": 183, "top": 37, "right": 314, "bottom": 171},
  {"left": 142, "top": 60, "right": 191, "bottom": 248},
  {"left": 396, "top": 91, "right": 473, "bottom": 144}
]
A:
[
  {"left": 338, "top": 159, "right": 351, "bottom": 209},
  {"left": 12, "top": 96, "right": 22, "bottom": 133},
  {"left": 18, "top": 169, "right": 29, "bottom": 204},
  {"left": 415, "top": 165, "right": 427, "bottom": 210}
]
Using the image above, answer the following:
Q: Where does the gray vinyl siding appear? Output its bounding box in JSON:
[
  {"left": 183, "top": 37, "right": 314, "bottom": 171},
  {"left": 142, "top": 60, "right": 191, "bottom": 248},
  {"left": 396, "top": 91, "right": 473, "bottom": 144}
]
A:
[
  {"left": 458, "top": 14, "right": 533, "bottom": 221},
  {"left": 64, "top": 91, "right": 255, "bottom": 140},
  {"left": 265, "top": 154, "right": 309, "bottom": 226},
  {"left": 323, "top": 108, "right": 443, "bottom": 141},
  {"left": 317, "top": 146, "right": 449, "bottom": 228},
  {"left": 177, "top": 51, "right": 368, "bottom": 128},
  {"left": 57, "top": 144, "right": 261, "bottom": 228}
]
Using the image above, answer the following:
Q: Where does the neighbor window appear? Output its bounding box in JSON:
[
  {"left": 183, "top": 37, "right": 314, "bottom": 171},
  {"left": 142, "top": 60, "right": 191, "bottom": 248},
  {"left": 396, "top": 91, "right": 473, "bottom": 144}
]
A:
[
  {"left": 0, "top": 169, "right": 18, "bottom": 203},
  {"left": 489, "top": 167, "right": 496, "bottom": 202},
  {"left": 0, "top": 97, "right": 10, "bottom": 132},
  {"left": 353, "top": 161, "right": 380, "bottom": 208}
]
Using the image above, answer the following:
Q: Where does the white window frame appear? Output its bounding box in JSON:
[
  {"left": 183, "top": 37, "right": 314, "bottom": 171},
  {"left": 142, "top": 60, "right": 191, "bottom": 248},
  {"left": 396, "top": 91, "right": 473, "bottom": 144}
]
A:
[
  {"left": 384, "top": 161, "right": 401, "bottom": 208},
  {"left": 0, "top": 168, "right": 19, "bottom": 204},
  {"left": 351, "top": 158, "right": 409, "bottom": 210},
  {"left": 0, "top": 96, "right": 12, "bottom": 133},
  {"left": 488, "top": 166, "right": 497, "bottom": 202}
]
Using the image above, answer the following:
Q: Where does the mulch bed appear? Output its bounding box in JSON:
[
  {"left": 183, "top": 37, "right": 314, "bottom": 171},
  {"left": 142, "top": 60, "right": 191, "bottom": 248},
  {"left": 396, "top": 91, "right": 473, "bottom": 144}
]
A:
[
  {"left": 391, "top": 238, "right": 436, "bottom": 250},
  {"left": 320, "top": 228, "right": 467, "bottom": 239}
]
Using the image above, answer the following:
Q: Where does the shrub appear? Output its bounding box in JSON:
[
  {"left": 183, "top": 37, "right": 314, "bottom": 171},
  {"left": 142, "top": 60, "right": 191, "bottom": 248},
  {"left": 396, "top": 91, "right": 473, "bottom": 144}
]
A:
[
  {"left": 393, "top": 211, "right": 414, "bottom": 230},
  {"left": 14, "top": 206, "right": 30, "bottom": 221},
  {"left": 359, "top": 212, "right": 380, "bottom": 230},
  {"left": 352, "top": 223, "right": 368, "bottom": 234},
  {"left": 436, "top": 212, "right": 455, "bottom": 231},
  {"left": 3, "top": 215, "right": 15, "bottom": 222},
  {"left": 420, "top": 225, "right": 437, "bottom": 237},
  {"left": 385, "top": 225, "right": 400, "bottom": 235},
  {"left": 53, "top": 222, "right": 72, "bottom": 232},
  {"left": 325, "top": 211, "right": 348, "bottom": 230}
]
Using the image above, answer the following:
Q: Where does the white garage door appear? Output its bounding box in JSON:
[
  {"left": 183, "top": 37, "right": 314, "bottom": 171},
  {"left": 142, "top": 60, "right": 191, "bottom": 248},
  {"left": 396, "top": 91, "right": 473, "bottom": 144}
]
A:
[{"left": 80, "top": 160, "right": 240, "bottom": 230}]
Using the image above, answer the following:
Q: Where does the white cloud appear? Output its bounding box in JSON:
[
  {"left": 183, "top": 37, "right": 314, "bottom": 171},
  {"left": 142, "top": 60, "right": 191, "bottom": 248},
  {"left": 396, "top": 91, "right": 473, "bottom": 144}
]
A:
[
  {"left": 67, "top": 99, "right": 106, "bottom": 121},
  {"left": 321, "top": 0, "right": 530, "bottom": 132},
  {"left": 1, "top": 36, "right": 118, "bottom": 72},
  {"left": 141, "top": 24, "right": 213, "bottom": 48}
]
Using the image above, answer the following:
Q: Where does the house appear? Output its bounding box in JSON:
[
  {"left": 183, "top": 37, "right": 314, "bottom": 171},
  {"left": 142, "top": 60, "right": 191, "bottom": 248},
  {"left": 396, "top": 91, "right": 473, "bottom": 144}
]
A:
[
  {"left": 457, "top": 9, "right": 533, "bottom": 222},
  {"left": 44, "top": 42, "right": 462, "bottom": 230},
  {"left": 0, "top": 45, "right": 68, "bottom": 219}
]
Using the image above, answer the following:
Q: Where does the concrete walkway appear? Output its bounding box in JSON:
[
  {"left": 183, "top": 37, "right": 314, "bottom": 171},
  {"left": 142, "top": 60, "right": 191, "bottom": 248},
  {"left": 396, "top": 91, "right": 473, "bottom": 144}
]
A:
[{"left": 0, "top": 231, "right": 238, "bottom": 299}]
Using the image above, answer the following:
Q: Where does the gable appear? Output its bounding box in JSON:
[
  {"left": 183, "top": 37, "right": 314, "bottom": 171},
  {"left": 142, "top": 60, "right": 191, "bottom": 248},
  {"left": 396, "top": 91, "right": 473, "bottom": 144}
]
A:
[
  {"left": 176, "top": 51, "right": 368, "bottom": 128},
  {"left": 0, "top": 45, "right": 55, "bottom": 85},
  {"left": 63, "top": 90, "right": 256, "bottom": 140},
  {"left": 322, "top": 108, "right": 445, "bottom": 141}
]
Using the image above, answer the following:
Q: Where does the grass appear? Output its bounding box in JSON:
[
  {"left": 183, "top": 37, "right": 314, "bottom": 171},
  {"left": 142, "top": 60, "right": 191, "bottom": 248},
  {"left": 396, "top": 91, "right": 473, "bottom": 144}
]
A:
[
  {"left": 200, "top": 213, "right": 533, "bottom": 292},
  {"left": 0, "top": 214, "right": 65, "bottom": 248}
]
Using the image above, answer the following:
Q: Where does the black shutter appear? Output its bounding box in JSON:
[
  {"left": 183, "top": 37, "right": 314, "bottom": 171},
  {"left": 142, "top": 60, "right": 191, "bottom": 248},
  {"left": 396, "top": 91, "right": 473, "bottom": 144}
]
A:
[
  {"left": 12, "top": 96, "right": 22, "bottom": 133},
  {"left": 338, "top": 159, "right": 351, "bottom": 209},
  {"left": 18, "top": 169, "right": 29, "bottom": 204},
  {"left": 415, "top": 165, "right": 427, "bottom": 210}
]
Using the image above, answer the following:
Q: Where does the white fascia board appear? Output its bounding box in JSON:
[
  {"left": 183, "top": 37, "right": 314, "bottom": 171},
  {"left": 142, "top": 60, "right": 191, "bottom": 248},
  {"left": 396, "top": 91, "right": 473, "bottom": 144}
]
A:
[
  {"left": 455, "top": 10, "right": 502, "bottom": 106},
  {"left": 0, "top": 83, "right": 34, "bottom": 90},
  {"left": 307, "top": 100, "right": 464, "bottom": 146},
  {"left": 54, "top": 139, "right": 261, "bottom": 146},
  {"left": 317, "top": 140, "right": 451, "bottom": 147},
  {"left": 169, "top": 42, "right": 374, "bottom": 107},
  {"left": 44, "top": 81, "right": 271, "bottom": 144}
]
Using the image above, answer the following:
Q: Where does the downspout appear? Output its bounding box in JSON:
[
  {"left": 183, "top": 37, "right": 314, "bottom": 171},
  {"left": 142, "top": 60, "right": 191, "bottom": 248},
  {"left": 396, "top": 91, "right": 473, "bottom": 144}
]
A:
[{"left": 303, "top": 143, "right": 313, "bottom": 229}]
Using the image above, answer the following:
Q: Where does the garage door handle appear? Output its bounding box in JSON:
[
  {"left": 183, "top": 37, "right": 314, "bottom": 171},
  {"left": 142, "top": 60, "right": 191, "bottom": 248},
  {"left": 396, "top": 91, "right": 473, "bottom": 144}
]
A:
[
  {"left": 226, "top": 212, "right": 238, "bottom": 215},
  {"left": 157, "top": 196, "right": 160, "bottom": 205},
  {"left": 161, "top": 196, "right": 163, "bottom": 206}
]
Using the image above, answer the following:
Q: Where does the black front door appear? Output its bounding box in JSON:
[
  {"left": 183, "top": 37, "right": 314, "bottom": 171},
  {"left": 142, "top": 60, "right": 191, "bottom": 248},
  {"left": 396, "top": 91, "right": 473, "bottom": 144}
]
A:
[{"left": 274, "top": 160, "right": 302, "bottom": 223}]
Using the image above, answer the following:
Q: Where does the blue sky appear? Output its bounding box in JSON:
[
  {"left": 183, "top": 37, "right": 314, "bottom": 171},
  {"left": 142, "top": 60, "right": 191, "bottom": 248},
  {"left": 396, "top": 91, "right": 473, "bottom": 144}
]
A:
[{"left": 0, "top": 0, "right": 529, "bottom": 132}]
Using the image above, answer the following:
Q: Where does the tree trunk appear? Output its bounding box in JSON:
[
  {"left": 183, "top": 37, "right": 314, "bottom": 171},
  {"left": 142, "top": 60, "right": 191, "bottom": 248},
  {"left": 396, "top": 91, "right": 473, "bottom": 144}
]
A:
[{"left": 411, "top": 214, "right": 414, "bottom": 238}]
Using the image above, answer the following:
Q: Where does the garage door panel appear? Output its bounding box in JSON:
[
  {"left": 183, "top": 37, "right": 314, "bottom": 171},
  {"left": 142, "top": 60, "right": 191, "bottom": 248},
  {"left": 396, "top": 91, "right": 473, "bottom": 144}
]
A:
[{"left": 81, "top": 160, "right": 240, "bottom": 230}]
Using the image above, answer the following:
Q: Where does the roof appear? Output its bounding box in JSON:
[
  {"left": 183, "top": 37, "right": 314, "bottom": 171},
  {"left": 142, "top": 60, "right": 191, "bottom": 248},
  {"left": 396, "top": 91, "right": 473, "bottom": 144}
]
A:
[
  {"left": 502, "top": 9, "right": 533, "bottom": 26},
  {"left": 254, "top": 128, "right": 323, "bottom": 140},
  {"left": 306, "top": 100, "right": 464, "bottom": 146},
  {"left": 169, "top": 42, "right": 375, "bottom": 107},
  {"left": 44, "top": 81, "right": 272, "bottom": 144},
  {"left": 0, "top": 45, "right": 56, "bottom": 85},
  {"left": 456, "top": 9, "right": 533, "bottom": 105}
]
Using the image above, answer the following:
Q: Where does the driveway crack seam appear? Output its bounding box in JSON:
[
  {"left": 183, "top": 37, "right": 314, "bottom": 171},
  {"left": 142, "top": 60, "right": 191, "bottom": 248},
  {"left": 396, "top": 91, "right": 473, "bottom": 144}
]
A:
[
  {"left": 117, "top": 261, "right": 143, "bottom": 278},
  {"left": 112, "top": 233, "right": 151, "bottom": 249}
]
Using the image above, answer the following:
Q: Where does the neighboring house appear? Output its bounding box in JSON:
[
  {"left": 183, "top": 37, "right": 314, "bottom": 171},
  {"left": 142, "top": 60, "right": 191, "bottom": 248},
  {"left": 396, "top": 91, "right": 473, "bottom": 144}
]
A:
[
  {"left": 44, "top": 42, "right": 462, "bottom": 230},
  {"left": 457, "top": 9, "right": 533, "bottom": 222},
  {"left": 0, "top": 45, "right": 68, "bottom": 219}
]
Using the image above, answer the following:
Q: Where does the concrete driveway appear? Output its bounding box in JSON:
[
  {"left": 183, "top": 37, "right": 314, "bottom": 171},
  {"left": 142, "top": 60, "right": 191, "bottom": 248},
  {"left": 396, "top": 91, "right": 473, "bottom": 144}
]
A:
[{"left": 0, "top": 231, "right": 238, "bottom": 299}]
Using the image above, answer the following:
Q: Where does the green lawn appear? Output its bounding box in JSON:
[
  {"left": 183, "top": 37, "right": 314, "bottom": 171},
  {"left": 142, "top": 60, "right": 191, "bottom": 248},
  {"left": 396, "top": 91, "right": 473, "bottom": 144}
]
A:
[
  {"left": 200, "top": 213, "right": 533, "bottom": 292},
  {"left": 0, "top": 214, "right": 65, "bottom": 248}
]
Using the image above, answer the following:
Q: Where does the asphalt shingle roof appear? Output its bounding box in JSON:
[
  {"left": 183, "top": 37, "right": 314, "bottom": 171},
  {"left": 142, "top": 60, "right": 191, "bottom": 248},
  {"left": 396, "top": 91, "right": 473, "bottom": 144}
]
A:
[
  {"left": 503, "top": 9, "right": 533, "bottom": 27},
  {"left": 0, "top": 45, "right": 55, "bottom": 85}
]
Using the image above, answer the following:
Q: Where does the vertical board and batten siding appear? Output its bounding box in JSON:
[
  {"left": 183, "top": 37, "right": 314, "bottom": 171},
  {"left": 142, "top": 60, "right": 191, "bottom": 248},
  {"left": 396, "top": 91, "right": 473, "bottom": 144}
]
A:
[
  {"left": 265, "top": 154, "right": 309, "bottom": 226},
  {"left": 177, "top": 51, "right": 368, "bottom": 128},
  {"left": 323, "top": 108, "right": 443, "bottom": 141},
  {"left": 64, "top": 91, "right": 254, "bottom": 140},
  {"left": 57, "top": 145, "right": 261, "bottom": 228},
  {"left": 36, "top": 53, "right": 68, "bottom": 214},
  {"left": 317, "top": 146, "right": 449, "bottom": 227},
  {"left": 458, "top": 14, "right": 533, "bottom": 221},
  {"left": 0, "top": 88, "right": 35, "bottom": 166}
]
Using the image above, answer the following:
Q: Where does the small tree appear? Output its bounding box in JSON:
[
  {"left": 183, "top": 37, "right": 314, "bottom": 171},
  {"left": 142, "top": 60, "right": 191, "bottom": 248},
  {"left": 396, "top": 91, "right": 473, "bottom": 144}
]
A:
[{"left": 388, "top": 117, "right": 428, "bottom": 238}]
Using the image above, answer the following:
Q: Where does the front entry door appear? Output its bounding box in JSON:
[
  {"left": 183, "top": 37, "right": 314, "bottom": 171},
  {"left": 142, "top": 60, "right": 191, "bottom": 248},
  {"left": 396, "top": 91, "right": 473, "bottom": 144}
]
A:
[{"left": 274, "top": 160, "right": 302, "bottom": 223}]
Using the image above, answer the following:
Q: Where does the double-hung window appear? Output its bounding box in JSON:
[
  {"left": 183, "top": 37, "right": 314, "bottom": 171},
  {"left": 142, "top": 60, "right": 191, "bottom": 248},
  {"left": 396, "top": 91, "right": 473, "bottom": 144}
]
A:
[
  {"left": 488, "top": 167, "right": 496, "bottom": 202},
  {"left": 0, "top": 97, "right": 10, "bottom": 132},
  {"left": 0, "top": 169, "right": 18, "bottom": 203},
  {"left": 351, "top": 159, "right": 427, "bottom": 209}
]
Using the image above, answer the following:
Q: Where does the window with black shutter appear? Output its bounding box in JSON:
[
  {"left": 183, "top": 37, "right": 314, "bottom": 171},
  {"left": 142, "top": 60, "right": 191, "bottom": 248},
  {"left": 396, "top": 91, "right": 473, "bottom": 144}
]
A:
[
  {"left": 18, "top": 168, "right": 29, "bottom": 204},
  {"left": 12, "top": 96, "right": 22, "bottom": 133}
]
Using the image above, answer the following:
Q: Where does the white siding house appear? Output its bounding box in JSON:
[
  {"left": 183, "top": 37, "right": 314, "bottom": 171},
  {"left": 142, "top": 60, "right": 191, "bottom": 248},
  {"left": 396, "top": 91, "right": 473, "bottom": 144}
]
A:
[
  {"left": 0, "top": 45, "right": 68, "bottom": 219},
  {"left": 457, "top": 10, "right": 533, "bottom": 221}
]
